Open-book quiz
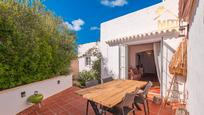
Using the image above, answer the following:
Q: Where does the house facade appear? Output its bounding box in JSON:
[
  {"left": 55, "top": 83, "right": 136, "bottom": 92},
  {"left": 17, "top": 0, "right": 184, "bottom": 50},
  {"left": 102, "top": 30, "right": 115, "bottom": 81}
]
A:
[
  {"left": 100, "top": 0, "right": 185, "bottom": 98},
  {"left": 78, "top": 42, "right": 99, "bottom": 72},
  {"left": 77, "top": 0, "right": 204, "bottom": 113},
  {"left": 185, "top": 0, "right": 204, "bottom": 114}
]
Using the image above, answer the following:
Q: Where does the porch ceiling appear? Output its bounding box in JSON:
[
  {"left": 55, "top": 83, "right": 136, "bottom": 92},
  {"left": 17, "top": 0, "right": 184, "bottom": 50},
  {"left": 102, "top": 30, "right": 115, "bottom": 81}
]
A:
[{"left": 105, "top": 29, "right": 179, "bottom": 46}]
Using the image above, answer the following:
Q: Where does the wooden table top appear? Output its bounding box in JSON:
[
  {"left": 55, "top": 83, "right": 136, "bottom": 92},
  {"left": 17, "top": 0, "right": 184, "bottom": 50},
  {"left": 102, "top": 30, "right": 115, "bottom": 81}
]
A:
[{"left": 76, "top": 80, "right": 147, "bottom": 108}]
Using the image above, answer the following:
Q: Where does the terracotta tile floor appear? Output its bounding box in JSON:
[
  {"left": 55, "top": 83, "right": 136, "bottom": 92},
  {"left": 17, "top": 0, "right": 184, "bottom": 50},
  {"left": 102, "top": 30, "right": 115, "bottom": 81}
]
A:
[{"left": 17, "top": 87, "right": 174, "bottom": 115}]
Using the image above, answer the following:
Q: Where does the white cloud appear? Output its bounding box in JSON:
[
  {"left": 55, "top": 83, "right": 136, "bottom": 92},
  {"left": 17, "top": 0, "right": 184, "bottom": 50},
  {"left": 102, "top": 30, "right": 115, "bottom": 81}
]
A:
[
  {"left": 64, "top": 19, "right": 85, "bottom": 31},
  {"left": 101, "top": 0, "right": 128, "bottom": 7},
  {"left": 90, "top": 26, "right": 100, "bottom": 31}
]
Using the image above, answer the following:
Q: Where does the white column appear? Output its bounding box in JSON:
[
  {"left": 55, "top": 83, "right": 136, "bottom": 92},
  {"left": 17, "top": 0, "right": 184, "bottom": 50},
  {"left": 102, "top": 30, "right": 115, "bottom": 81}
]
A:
[{"left": 119, "top": 44, "right": 128, "bottom": 79}]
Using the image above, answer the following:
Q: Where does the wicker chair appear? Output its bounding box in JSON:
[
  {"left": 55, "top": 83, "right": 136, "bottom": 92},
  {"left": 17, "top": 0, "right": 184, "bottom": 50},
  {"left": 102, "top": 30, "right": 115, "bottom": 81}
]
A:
[
  {"left": 134, "top": 81, "right": 153, "bottom": 115},
  {"left": 104, "top": 89, "right": 139, "bottom": 115}
]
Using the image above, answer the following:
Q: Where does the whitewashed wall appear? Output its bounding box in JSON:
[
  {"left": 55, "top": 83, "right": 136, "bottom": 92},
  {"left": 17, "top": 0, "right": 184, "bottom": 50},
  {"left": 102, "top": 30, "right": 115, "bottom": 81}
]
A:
[
  {"left": 100, "top": 3, "right": 163, "bottom": 79},
  {"left": 100, "top": 0, "right": 179, "bottom": 79},
  {"left": 187, "top": 0, "right": 204, "bottom": 114},
  {"left": 100, "top": 41, "right": 120, "bottom": 79},
  {"left": 78, "top": 42, "right": 99, "bottom": 72},
  {"left": 0, "top": 75, "right": 72, "bottom": 115},
  {"left": 162, "top": 37, "right": 184, "bottom": 98},
  {"left": 101, "top": 3, "right": 163, "bottom": 42}
]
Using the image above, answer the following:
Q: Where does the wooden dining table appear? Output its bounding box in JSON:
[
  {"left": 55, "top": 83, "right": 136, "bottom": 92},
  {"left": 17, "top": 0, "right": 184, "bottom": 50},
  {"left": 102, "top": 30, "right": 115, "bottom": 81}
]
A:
[{"left": 76, "top": 80, "right": 147, "bottom": 115}]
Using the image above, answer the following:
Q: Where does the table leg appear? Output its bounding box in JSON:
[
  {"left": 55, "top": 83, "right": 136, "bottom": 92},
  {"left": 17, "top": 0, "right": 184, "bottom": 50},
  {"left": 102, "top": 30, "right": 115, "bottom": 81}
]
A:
[
  {"left": 86, "top": 100, "right": 89, "bottom": 115},
  {"left": 89, "top": 101, "right": 101, "bottom": 115}
]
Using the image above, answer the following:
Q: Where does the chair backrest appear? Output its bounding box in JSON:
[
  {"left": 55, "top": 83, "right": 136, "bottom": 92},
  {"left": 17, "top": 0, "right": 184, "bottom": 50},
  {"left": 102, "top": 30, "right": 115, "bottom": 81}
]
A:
[
  {"left": 142, "top": 81, "right": 153, "bottom": 96},
  {"left": 121, "top": 89, "right": 139, "bottom": 107},
  {"left": 121, "top": 93, "right": 136, "bottom": 108},
  {"left": 102, "top": 77, "right": 113, "bottom": 83},
  {"left": 85, "top": 79, "right": 99, "bottom": 87}
]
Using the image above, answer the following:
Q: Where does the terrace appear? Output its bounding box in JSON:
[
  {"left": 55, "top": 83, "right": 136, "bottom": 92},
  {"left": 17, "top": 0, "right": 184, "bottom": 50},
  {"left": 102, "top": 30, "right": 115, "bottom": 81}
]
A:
[
  {"left": 0, "top": 0, "right": 190, "bottom": 115},
  {"left": 18, "top": 86, "right": 176, "bottom": 115}
]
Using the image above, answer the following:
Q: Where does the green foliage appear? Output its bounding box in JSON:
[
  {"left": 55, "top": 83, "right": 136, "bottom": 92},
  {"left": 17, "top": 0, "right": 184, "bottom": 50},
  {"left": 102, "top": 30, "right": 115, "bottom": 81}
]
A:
[
  {"left": 77, "top": 46, "right": 102, "bottom": 87},
  {"left": 0, "top": 0, "right": 76, "bottom": 90},
  {"left": 78, "top": 59, "right": 101, "bottom": 87},
  {"left": 78, "top": 70, "right": 97, "bottom": 86},
  {"left": 92, "top": 58, "right": 101, "bottom": 79}
]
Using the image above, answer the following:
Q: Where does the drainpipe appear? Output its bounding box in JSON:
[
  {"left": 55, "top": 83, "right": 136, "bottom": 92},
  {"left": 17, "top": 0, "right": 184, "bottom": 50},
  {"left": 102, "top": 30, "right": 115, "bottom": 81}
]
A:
[
  {"left": 161, "top": 37, "right": 164, "bottom": 99},
  {"left": 125, "top": 44, "right": 128, "bottom": 80},
  {"left": 118, "top": 44, "right": 121, "bottom": 79}
]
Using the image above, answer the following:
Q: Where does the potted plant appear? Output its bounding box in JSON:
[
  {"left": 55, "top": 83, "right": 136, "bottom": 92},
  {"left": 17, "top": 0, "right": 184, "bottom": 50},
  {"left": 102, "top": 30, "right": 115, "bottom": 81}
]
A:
[{"left": 28, "top": 91, "right": 44, "bottom": 108}]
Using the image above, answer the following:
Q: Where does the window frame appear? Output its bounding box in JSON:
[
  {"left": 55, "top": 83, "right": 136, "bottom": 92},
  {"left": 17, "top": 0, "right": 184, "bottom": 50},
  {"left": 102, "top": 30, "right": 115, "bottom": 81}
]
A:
[{"left": 85, "top": 56, "right": 91, "bottom": 66}]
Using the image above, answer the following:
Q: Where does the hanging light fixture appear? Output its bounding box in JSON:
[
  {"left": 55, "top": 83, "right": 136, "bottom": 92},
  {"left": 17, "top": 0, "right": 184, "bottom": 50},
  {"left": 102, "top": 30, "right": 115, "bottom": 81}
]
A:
[{"left": 146, "top": 50, "right": 153, "bottom": 55}]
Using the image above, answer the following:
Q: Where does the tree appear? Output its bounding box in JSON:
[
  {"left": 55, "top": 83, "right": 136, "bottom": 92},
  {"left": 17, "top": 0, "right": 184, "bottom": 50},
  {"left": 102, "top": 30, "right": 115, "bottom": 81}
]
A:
[{"left": 0, "top": 0, "right": 76, "bottom": 90}]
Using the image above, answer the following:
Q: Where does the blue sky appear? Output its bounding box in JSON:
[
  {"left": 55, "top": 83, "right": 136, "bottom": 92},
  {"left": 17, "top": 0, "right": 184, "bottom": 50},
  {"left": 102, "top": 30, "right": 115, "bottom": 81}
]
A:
[{"left": 43, "top": 0, "right": 162, "bottom": 44}]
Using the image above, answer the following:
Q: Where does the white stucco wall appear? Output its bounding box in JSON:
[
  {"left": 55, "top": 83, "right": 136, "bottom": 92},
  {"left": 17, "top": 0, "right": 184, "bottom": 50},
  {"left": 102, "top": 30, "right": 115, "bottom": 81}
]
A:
[
  {"left": 78, "top": 42, "right": 99, "bottom": 72},
  {"left": 162, "top": 37, "right": 184, "bottom": 98},
  {"left": 100, "top": 0, "right": 179, "bottom": 79},
  {"left": 187, "top": 0, "right": 204, "bottom": 114},
  {"left": 101, "top": 3, "right": 162, "bottom": 42},
  {"left": 101, "top": 41, "right": 120, "bottom": 79},
  {"left": 0, "top": 75, "right": 72, "bottom": 115},
  {"left": 100, "top": 0, "right": 178, "bottom": 42}
]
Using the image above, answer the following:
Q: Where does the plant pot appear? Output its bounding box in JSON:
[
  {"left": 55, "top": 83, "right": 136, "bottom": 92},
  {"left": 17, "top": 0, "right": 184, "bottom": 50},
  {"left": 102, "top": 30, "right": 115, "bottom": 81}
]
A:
[{"left": 28, "top": 94, "right": 44, "bottom": 104}]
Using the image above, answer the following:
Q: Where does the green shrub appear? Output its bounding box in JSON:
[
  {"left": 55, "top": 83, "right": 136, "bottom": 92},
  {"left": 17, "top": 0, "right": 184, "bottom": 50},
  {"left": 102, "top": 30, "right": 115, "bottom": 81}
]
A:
[
  {"left": 77, "top": 48, "right": 101, "bottom": 87},
  {"left": 92, "top": 58, "right": 101, "bottom": 80},
  {"left": 78, "top": 70, "right": 97, "bottom": 86},
  {"left": 0, "top": 1, "right": 76, "bottom": 90}
]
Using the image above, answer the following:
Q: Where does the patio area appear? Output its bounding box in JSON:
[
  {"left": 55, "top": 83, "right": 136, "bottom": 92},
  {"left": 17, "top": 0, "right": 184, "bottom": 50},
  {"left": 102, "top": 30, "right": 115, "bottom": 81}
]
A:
[{"left": 18, "top": 86, "right": 174, "bottom": 115}]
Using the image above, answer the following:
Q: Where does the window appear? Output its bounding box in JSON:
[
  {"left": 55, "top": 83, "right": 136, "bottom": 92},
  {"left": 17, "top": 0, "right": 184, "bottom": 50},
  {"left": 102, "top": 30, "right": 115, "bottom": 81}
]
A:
[{"left": 85, "top": 56, "right": 91, "bottom": 66}]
